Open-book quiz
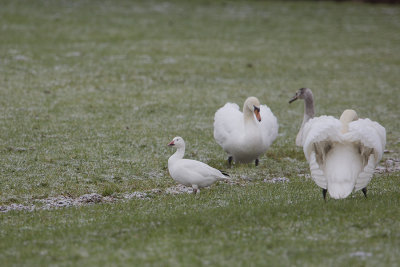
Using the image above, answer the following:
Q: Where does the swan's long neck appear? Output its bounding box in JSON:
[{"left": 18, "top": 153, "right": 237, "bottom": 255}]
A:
[
  {"left": 243, "top": 107, "right": 257, "bottom": 127},
  {"left": 168, "top": 146, "right": 185, "bottom": 164},
  {"left": 302, "top": 92, "right": 315, "bottom": 126},
  {"left": 340, "top": 109, "right": 358, "bottom": 134},
  {"left": 296, "top": 92, "right": 314, "bottom": 146}
]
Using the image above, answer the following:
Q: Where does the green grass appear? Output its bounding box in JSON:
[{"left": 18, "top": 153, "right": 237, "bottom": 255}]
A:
[{"left": 0, "top": 0, "right": 399, "bottom": 265}]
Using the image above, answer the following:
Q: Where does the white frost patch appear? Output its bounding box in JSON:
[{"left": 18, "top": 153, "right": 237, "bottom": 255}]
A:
[
  {"left": 161, "top": 57, "right": 177, "bottom": 64},
  {"left": 349, "top": 251, "right": 372, "bottom": 258},
  {"left": 14, "top": 55, "right": 29, "bottom": 61},
  {"left": 298, "top": 174, "right": 311, "bottom": 179},
  {"left": 123, "top": 191, "right": 149, "bottom": 199},
  {"left": 38, "top": 193, "right": 107, "bottom": 210},
  {"left": 284, "top": 157, "right": 298, "bottom": 163},
  {"left": 375, "top": 158, "right": 400, "bottom": 174},
  {"left": 0, "top": 193, "right": 111, "bottom": 213},
  {"left": 165, "top": 184, "right": 193, "bottom": 194},
  {"left": 65, "top": 51, "right": 81, "bottom": 57},
  {"left": 0, "top": 203, "right": 35, "bottom": 212},
  {"left": 264, "top": 177, "right": 290, "bottom": 183}
]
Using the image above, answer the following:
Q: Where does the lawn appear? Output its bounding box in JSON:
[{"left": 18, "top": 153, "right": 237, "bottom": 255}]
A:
[{"left": 0, "top": 0, "right": 399, "bottom": 266}]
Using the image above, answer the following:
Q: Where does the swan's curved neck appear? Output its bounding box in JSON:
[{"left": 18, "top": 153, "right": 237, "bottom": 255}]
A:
[
  {"left": 243, "top": 108, "right": 257, "bottom": 126},
  {"left": 296, "top": 92, "right": 314, "bottom": 146},
  {"left": 302, "top": 92, "right": 315, "bottom": 126},
  {"left": 169, "top": 147, "right": 185, "bottom": 163}
]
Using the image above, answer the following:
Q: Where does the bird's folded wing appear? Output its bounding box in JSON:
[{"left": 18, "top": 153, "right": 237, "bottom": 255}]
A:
[{"left": 180, "top": 159, "right": 225, "bottom": 178}]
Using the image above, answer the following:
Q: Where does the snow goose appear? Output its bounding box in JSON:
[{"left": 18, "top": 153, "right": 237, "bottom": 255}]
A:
[
  {"left": 213, "top": 96, "right": 278, "bottom": 166},
  {"left": 167, "top": 137, "right": 230, "bottom": 194},
  {"left": 299, "top": 109, "right": 386, "bottom": 199}
]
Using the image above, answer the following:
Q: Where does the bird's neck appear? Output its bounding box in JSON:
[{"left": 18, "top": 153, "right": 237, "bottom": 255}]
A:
[
  {"left": 302, "top": 93, "right": 315, "bottom": 126},
  {"left": 168, "top": 147, "right": 185, "bottom": 164},
  {"left": 296, "top": 93, "right": 314, "bottom": 146},
  {"left": 243, "top": 108, "right": 257, "bottom": 127}
]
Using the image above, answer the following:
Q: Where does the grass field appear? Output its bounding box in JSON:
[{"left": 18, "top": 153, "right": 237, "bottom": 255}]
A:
[{"left": 1, "top": 0, "right": 400, "bottom": 266}]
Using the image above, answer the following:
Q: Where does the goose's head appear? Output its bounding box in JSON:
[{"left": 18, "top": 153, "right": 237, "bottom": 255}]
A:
[
  {"left": 168, "top": 136, "right": 185, "bottom": 148},
  {"left": 289, "top": 88, "right": 313, "bottom": 103},
  {"left": 340, "top": 109, "right": 358, "bottom": 133},
  {"left": 244, "top": 96, "right": 261, "bottom": 122}
]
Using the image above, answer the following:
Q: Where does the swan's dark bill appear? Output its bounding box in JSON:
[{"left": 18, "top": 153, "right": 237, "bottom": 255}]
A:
[{"left": 289, "top": 94, "right": 299, "bottom": 103}]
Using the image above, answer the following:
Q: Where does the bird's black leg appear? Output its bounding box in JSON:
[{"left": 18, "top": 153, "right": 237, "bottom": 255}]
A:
[
  {"left": 322, "top": 189, "right": 327, "bottom": 201},
  {"left": 228, "top": 156, "right": 233, "bottom": 166},
  {"left": 255, "top": 159, "right": 259, "bottom": 166},
  {"left": 362, "top": 187, "right": 367, "bottom": 198}
]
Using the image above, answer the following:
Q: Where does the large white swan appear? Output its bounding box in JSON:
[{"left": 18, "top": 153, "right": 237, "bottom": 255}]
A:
[
  {"left": 168, "top": 137, "right": 230, "bottom": 194},
  {"left": 213, "top": 96, "right": 278, "bottom": 166},
  {"left": 290, "top": 89, "right": 386, "bottom": 199}
]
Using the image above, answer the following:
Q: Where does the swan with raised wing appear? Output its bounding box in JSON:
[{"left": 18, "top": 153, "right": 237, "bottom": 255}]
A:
[
  {"left": 214, "top": 96, "right": 278, "bottom": 166},
  {"left": 290, "top": 89, "right": 386, "bottom": 199}
]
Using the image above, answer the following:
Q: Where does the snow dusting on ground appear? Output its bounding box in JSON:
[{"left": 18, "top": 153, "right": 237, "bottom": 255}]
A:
[{"left": 1, "top": 157, "right": 398, "bottom": 213}]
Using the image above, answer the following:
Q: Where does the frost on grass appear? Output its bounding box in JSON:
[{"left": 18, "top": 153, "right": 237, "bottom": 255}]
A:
[
  {"left": 165, "top": 184, "right": 194, "bottom": 194},
  {"left": 349, "top": 251, "right": 372, "bottom": 259},
  {"left": 263, "top": 177, "right": 290, "bottom": 183},
  {"left": 298, "top": 173, "right": 311, "bottom": 179},
  {"left": 375, "top": 158, "right": 400, "bottom": 174},
  {"left": 123, "top": 191, "right": 150, "bottom": 199},
  {"left": 0, "top": 193, "right": 112, "bottom": 213}
]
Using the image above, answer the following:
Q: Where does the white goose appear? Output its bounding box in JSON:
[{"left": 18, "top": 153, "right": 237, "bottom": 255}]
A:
[
  {"left": 167, "top": 137, "right": 230, "bottom": 194},
  {"left": 289, "top": 89, "right": 386, "bottom": 199},
  {"left": 213, "top": 96, "right": 278, "bottom": 166}
]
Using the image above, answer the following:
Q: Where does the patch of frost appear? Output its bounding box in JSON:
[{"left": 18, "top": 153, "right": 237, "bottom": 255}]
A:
[
  {"left": 165, "top": 184, "right": 193, "bottom": 194},
  {"left": 349, "top": 251, "right": 372, "bottom": 258},
  {"left": 264, "top": 177, "right": 290, "bottom": 183}
]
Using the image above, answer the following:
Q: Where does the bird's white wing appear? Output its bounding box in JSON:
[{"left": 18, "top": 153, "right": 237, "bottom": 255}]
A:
[
  {"left": 302, "top": 116, "right": 342, "bottom": 187},
  {"left": 302, "top": 116, "right": 342, "bottom": 161},
  {"left": 345, "top": 118, "right": 386, "bottom": 191},
  {"left": 354, "top": 153, "right": 376, "bottom": 191},
  {"left": 309, "top": 151, "right": 327, "bottom": 189},
  {"left": 346, "top": 118, "right": 386, "bottom": 164},
  {"left": 179, "top": 159, "right": 229, "bottom": 180},
  {"left": 213, "top": 103, "right": 244, "bottom": 147},
  {"left": 259, "top": 105, "right": 279, "bottom": 147}
]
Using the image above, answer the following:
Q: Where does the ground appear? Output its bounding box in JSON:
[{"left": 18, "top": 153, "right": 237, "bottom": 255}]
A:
[{"left": 0, "top": 0, "right": 399, "bottom": 266}]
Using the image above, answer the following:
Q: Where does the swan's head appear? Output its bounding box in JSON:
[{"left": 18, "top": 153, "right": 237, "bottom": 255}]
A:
[
  {"left": 339, "top": 109, "right": 358, "bottom": 133},
  {"left": 289, "top": 88, "right": 313, "bottom": 103},
  {"left": 168, "top": 136, "right": 185, "bottom": 148},
  {"left": 244, "top": 96, "right": 261, "bottom": 122}
]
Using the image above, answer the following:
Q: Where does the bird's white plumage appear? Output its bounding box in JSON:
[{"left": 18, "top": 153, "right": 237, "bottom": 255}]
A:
[
  {"left": 168, "top": 159, "right": 228, "bottom": 188},
  {"left": 213, "top": 99, "right": 278, "bottom": 163},
  {"left": 301, "top": 116, "right": 385, "bottom": 199},
  {"left": 168, "top": 137, "right": 230, "bottom": 193}
]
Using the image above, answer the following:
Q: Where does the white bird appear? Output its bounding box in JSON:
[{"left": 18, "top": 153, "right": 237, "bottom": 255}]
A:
[
  {"left": 290, "top": 89, "right": 386, "bottom": 199},
  {"left": 167, "top": 136, "right": 230, "bottom": 194},
  {"left": 213, "top": 96, "right": 278, "bottom": 166}
]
